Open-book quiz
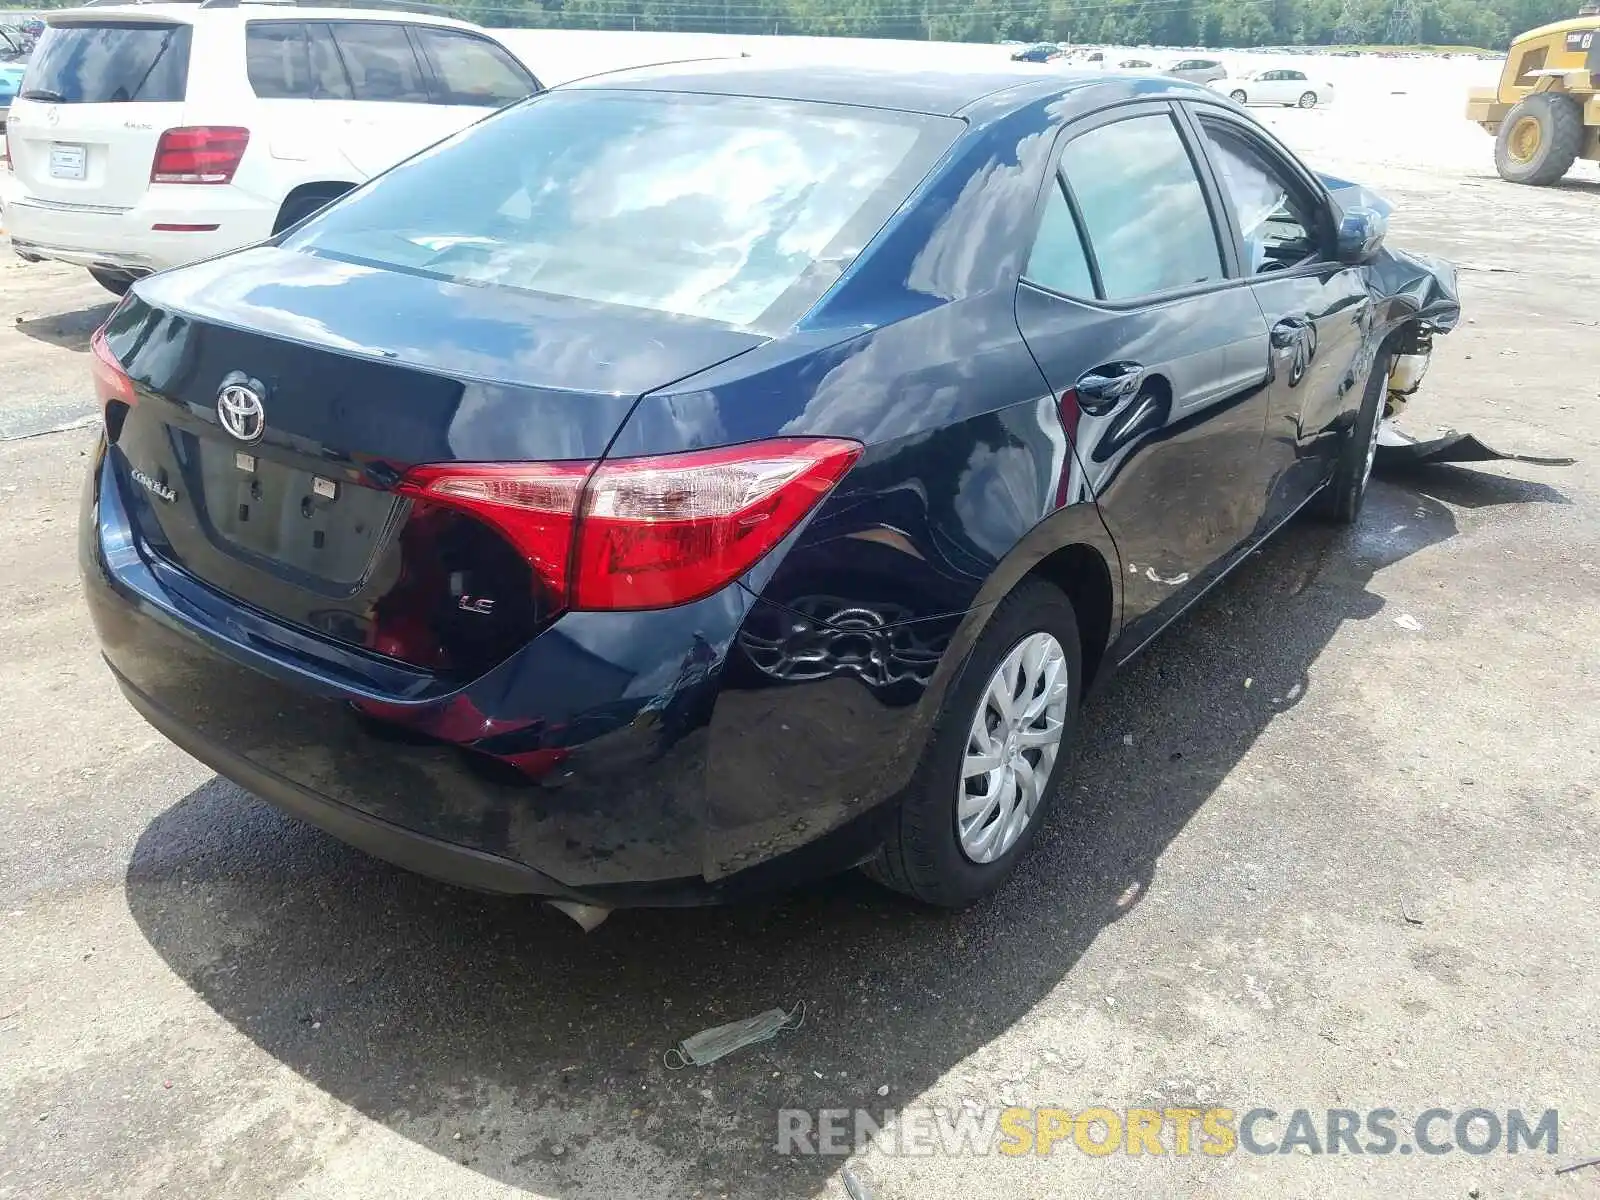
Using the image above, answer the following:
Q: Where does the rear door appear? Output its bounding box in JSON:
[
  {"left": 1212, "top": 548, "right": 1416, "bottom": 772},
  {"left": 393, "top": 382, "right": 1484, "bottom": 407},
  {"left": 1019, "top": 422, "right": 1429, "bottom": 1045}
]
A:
[
  {"left": 1014, "top": 102, "right": 1275, "bottom": 640},
  {"left": 7, "top": 16, "right": 190, "bottom": 208},
  {"left": 321, "top": 21, "right": 451, "bottom": 178},
  {"left": 410, "top": 25, "right": 540, "bottom": 125},
  {"left": 243, "top": 20, "right": 356, "bottom": 165},
  {"left": 1187, "top": 105, "right": 1372, "bottom": 527}
]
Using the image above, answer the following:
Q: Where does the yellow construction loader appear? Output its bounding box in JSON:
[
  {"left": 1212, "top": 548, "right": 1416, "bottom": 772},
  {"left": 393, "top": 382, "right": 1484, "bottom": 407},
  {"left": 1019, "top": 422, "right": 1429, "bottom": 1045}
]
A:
[{"left": 1467, "top": 6, "right": 1600, "bottom": 185}]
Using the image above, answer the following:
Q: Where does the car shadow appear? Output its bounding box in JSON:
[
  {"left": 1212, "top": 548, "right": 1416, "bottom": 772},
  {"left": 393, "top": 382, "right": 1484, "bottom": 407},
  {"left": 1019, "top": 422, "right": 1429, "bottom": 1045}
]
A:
[
  {"left": 12, "top": 303, "right": 116, "bottom": 352},
  {"left": 122, "top": 476, "right": 1494, "bottom": 1199},
  {"left": 1375, "top": 460, "right": 1571, "bottom": 510}
]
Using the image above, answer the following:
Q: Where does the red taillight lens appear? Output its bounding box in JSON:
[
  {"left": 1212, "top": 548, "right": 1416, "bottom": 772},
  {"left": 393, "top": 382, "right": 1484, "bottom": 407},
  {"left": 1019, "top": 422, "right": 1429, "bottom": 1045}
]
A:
[
  {"left": 397, "top": 437, "right": 860, "bottom": 614},
  {"left": 90, "top": 326, "right": 136, "bottom": 408},
  {"left": 150, "top": 126, "right": 249, "bottom": 184},
  {"left": 574, "top": 439, "right": 861, "bottom": 609},
  {"left": 397, "top": 461, "right": 590, "bottom": 602}
]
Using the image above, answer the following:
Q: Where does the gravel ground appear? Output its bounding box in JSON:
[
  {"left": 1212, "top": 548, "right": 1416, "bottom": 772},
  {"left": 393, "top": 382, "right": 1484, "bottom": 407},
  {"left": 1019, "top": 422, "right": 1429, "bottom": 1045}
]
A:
[{"left": 1, "top": 47, "right": 1597, "bottom": 1200}]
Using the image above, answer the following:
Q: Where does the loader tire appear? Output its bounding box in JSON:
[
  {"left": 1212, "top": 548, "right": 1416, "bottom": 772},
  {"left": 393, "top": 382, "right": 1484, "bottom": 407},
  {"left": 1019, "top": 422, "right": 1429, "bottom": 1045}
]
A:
[{"left": 1494, "top": 93, "right": 1584, "bottom": 186}]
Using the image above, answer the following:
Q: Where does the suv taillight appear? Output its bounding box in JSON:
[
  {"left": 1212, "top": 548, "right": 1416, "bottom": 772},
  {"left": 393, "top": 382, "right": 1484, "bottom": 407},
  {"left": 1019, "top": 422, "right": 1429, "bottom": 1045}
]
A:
[
  {"left": 398, "top": 438, "right": 861, "bottom": 613},
  {"left": 150, "top": 126, "right": 249, "bottom": 184}
]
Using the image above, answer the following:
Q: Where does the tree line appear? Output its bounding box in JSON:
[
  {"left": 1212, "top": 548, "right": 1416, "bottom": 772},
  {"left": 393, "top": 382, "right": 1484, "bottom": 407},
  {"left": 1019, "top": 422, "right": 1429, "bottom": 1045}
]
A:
[
  {"left": 445, "top": 0, "right": 1578, "bottom": 49},
  {"left": 15, "top": 0, "right": 1583, "bottom": 50}
]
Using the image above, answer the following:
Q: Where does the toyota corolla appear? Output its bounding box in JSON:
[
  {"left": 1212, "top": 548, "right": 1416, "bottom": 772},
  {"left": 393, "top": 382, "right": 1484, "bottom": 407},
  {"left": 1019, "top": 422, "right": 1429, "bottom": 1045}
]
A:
[{"left": 81, "top": 62, "right": 1459, "bottom": 922}]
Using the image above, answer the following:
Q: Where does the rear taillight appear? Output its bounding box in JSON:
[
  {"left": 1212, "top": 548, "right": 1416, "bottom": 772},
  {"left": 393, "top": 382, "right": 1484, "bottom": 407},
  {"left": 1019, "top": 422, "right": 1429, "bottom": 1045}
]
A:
[
  {"left": 150, "top": 126, "right": 249, "bottom": 184},
  {"left": 398, "top": 438, "right": 861, "bottom": 613},
  {"left": 90, "top": 327, "right": 136, "bottom": 408}
]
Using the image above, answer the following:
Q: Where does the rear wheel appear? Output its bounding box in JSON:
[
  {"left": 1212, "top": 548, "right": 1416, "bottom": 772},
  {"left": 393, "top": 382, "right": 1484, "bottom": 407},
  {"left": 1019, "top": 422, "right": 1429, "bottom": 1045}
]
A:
[
  {"left": 1298, "top": 91, "right": 1318, "bottom": 109},
  {"left": 88, "top": 267, "right": 137, "bottom": 297},
  {"left": 271, "top": 186, "right": 351, "bottom": 235},
  {"left": 1315, "top": 346, "right": 1393, "bottom": 525},
  {"left": 1229, "top": 89, "right": 1248, "bottom": 103},
  {"left": 1494, "top": 93, "right": 1583, "bottom": 186},
  {"left": 866, "top": 581, "right": 1081, "bottom": 908}
]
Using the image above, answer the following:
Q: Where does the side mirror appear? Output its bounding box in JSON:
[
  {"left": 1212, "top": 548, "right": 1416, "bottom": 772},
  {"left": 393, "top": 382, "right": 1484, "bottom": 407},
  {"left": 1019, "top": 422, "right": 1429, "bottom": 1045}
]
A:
[{"left": 1336, "top": 205, "right": 1387, "bottom": 264}]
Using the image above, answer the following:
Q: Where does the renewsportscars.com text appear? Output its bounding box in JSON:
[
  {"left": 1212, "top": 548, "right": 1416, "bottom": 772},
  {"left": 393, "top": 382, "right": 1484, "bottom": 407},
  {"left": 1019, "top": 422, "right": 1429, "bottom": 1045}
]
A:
[{"left": 775, "top": 1106, "right": 1560, "bottom": 1159}]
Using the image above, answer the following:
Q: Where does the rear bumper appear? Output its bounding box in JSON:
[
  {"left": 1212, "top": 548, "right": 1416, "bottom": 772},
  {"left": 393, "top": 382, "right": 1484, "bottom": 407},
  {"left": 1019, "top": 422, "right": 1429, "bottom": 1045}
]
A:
[
  {"left": 112, "top": 662, "right": 567, "bottom": 896},
  {"left": 1, "top": 182, "right": 275, "bottom": 274},
  {"left": 82, "top": 441, "right": 946, "bottom": 905}
]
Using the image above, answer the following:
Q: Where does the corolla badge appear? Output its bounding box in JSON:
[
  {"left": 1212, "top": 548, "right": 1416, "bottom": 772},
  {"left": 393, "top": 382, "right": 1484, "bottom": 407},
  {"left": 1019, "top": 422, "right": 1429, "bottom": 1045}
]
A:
[
  {"left": 130, "top": 468, "right": 176, "bottom": 503},
  {"left": 216, "top": 382, "right": 266, "bottom": 443}
]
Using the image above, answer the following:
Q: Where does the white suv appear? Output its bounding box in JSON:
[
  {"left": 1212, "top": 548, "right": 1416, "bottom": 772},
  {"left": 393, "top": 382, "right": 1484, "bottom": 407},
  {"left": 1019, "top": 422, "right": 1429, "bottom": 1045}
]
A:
[{"left": 0, "top": 0, "right": 542, "bottom": 295}]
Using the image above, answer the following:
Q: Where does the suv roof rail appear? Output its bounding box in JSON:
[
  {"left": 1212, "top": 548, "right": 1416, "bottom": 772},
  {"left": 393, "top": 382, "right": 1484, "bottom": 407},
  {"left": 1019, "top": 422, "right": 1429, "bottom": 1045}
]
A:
[{"left": 306, "top": 0, "right": 462, "bottom": 14}]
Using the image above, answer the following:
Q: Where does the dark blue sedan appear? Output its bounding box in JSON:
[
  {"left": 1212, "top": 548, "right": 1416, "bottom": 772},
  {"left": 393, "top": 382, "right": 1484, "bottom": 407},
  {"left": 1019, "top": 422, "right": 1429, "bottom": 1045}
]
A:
[{"left": 82, "top": 63, "right": 1457, "bottom": 922}]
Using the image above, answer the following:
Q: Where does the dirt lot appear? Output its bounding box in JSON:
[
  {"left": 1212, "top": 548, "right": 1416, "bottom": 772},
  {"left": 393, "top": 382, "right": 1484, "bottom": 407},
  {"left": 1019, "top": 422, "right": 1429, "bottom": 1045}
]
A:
[{"left": 1, "top": 78, "right": 1598, "bottom": 1200}]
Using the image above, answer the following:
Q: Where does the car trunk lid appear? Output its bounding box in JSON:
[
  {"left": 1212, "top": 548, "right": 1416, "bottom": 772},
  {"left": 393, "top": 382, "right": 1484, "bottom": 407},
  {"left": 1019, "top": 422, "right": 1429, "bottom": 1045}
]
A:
[{"left": 100, "top": 245, "right": 765, "bottom": 679}]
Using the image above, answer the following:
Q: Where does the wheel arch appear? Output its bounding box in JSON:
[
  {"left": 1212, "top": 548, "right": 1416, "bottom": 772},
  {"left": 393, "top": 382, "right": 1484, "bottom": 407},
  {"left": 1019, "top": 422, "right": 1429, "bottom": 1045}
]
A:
[
  {"left": 272, "top": 180, "right": 359, "bottom": 235},
  {"left": 937, "top": 502, "right": 1124, "bottom": 709}
]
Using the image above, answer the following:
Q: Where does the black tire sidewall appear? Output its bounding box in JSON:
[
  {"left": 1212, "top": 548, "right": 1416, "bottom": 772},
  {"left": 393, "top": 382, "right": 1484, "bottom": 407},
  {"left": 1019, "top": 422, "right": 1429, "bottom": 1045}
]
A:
[
  {"left": 272, "top": 190, "right": 343, "bottom": 236},
  {"left": 1495, "top": 94, "right": 1583, "bottom": 185},
  {"left": 1318, "top": 345, "right": 1392, "bottom": 524},
  {"left": 88, "top": 267, "right": 134, "bottom": 297},
  {"left": 1299, "top": 91, "right": 1317, "bottom": 108},
  {"left": 895, "top": 582, "right": 1083, "bottom": 907}
]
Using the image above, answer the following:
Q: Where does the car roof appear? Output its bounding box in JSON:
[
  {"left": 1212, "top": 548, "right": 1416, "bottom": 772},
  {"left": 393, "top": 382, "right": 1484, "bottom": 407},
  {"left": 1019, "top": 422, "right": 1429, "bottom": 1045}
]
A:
[
  {"left": 47, "top": 2, "right": 480, "bottom": 31},
  {"left": 563, "top": 59, "right": 1210, "bottom": 118}
]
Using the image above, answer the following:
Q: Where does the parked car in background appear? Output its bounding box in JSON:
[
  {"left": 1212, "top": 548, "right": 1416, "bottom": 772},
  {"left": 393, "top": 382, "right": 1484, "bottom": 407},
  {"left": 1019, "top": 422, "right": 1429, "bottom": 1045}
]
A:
[
  {"left": 0, "top": 23, "right": 32, "bottom": 62},
  {"left": 0, "top": 64, "right": 23, "bottom": 131},
  {"left": 1011, "top": 43, "right": 1062, "bottom": 62},
  {"left": 1221, "top": 69, "right": 1334, "bottom": 108},
  {"left": 81, "top": 64, "right": 1458, "bottom": 919},
  {"left": 0, "top": 1, "right": 542, "bottom": 296},
  {"left": 1166, "top": 57, "right": 1228, "bottom": 83},
  {"left": 1117, "top": 58, "right": 1156, "bottom": 69}
]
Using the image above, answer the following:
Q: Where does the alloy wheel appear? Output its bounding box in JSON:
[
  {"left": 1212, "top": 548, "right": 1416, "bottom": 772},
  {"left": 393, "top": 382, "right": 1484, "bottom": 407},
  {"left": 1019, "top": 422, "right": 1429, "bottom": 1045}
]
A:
[{"left": 956, "top": 631, "right": 1070, "bottom": 864}]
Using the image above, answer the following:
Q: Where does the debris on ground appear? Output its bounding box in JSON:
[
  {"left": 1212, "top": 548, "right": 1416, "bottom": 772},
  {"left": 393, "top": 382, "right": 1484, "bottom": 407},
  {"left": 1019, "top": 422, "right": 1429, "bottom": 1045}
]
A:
[
  {"left": 1395, "top": 614, "right": 1422, "bottom": 632},
  {"left": 664, "top": 1002, "right": 805, "bottom": 1068},
  {"left": 1375, "top": 423, "right": 1577, "bottom": 469}
]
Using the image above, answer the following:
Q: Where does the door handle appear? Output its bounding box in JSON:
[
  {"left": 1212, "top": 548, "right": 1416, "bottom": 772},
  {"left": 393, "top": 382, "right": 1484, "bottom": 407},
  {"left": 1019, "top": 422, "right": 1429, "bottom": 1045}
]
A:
[
  {"left": 1270, "top": 315, "right": 1312, "bottom": 348},
  {"left": 1075, "top": 361, "right": 1146, "bottom": 417}
]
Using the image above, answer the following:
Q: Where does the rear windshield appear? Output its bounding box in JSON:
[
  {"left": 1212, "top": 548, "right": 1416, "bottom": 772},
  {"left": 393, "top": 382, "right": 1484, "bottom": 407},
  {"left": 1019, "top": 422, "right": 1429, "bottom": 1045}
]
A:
[
  {"left": 284, "top": 89, "right": 960, "bottom": 331},
  {"left": 23, "top": 21, "right": 191, "bottom": 104}
]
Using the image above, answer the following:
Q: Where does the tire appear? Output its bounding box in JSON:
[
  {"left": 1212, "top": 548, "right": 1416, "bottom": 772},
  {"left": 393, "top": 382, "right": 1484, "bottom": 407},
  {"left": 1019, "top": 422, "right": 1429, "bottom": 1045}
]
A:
[
  {"left": 271, "top": 187, "right": 349, "bottom": 236},
  {"left": 1229, "top": 89, "right": 1248, "bottom": 104},
  {"left": 1314, "top": 345, "right": 1393, "bottom": 525},
  {"left": 866, "top": 580, "right": 1082, "bottom": 908},
  {"left": 1493, "top": 93, "right": 1583, "bottom": 186},
  {"left": 88, "top": 267, "right": 137, "bottom": 297},
  {"left": 1298, "top": 91, "right": 1318, "bottom": 109}
]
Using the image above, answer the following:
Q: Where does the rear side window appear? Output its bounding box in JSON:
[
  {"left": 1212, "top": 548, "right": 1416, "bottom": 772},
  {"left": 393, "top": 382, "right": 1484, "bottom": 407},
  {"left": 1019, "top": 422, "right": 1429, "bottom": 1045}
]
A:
[
  {"left": 1024, "top": 178, "right": 1094, "bottom": 297},
  {"left": 285, "top": 90, "right": 960, "bottom": 330},
  {"left": 413, "top": 27, "right": 536, "bottom": 106},
  {"left": 329, "top": 22, "right": 429, "bottom": 103},
  {"left": 23, "top": 21, "right": 191, "bottom": 103},
  {"left": 1061, "top": 113, "right": 1223, "bottom": 300},
  {"left": 246, "top": 22, "right": 352, "bottom": 100}
]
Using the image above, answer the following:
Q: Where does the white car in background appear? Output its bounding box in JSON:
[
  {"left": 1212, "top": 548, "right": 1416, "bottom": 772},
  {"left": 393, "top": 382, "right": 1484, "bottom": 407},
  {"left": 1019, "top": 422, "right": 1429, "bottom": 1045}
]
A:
[
  {"left": 1219, "top": 69, "right": 1335, "bottom": 109},
  {"left": 1164, "top": 57, "right": 1227, "bottom": 84},
  {"left": 0, "top": 0, "right": 542, "bottom": 295}
]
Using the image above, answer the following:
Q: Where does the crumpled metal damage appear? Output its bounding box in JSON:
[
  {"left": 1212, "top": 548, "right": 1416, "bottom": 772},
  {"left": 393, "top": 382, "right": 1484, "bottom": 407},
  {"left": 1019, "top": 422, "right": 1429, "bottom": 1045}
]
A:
[
  {"left": 1319, "top": 173, "right": 1574, "bottom": 471},
  {"left": 1375, "top": 425, "right": 1578, "bottom": 468}
]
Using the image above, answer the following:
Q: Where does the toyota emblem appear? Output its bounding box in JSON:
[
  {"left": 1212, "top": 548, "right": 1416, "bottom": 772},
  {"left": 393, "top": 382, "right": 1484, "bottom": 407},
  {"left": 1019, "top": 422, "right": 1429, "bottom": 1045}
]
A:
[{"left": 216, "top": 382, "right": 266, "bottom": 443}]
